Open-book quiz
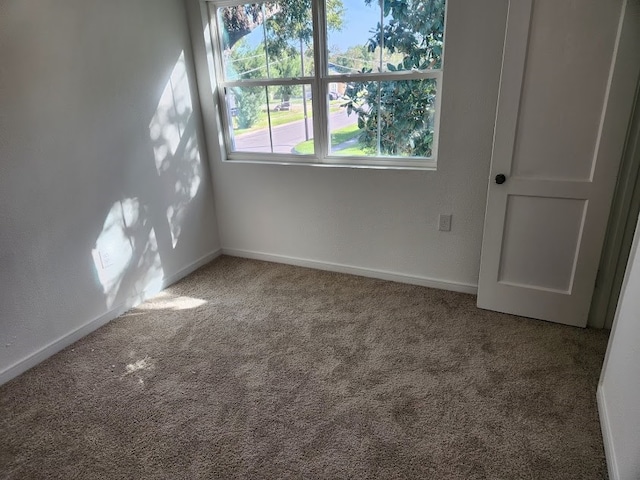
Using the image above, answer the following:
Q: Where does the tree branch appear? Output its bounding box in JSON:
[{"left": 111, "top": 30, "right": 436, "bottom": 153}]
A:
[{"left": 221, "top": 4, "right": 282, "bottom": 49}]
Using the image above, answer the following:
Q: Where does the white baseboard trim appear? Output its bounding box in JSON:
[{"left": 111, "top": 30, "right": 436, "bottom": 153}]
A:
[
  {"left": 597, "top": 386, "right": 620, "bottom": 480},
  {"left": 161, "top": 248, "right": 222, "bottom": 288},
  {"left": 222, "top": 248, "right": 478, "bottom": 295},
  {"left": 0, "top": 248, "right": 222, "bottom": 386}
]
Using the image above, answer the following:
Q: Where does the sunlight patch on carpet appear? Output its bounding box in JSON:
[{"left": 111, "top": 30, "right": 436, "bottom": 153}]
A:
[
  {"left": 138, "top": 291, "right": 207, "bottom": 311},
  {"left": 125, "top": 356, "right": 154, "bottom": 375}
]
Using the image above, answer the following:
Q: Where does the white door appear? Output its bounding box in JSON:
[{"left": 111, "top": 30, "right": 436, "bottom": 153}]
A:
[{"left": 477, "top": 0, "right": 635, "bottom": 327}]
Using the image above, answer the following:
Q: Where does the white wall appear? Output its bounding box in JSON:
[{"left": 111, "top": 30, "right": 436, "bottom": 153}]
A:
[
  {"left": 0, "top": 0, "right": 221, "bottom": 384},
  {"left": 188, "top": 0, "right": 509, "bottom": 292},
  {"left": 599, "top": 211, "right": 640, "bottom": 480}
]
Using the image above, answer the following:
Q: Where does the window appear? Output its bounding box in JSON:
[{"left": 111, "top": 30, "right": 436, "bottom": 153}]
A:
[{"left": 207, "top": 0, "right": 446, "bottom": 169}]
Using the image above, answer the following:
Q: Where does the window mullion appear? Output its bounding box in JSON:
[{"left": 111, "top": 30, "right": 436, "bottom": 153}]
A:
[
  {"left": 261, "top": 4, "right": 272, "bottom": 78},
  {"left": 311, "top": 0, "right": 328, "bottom": 161},
  {"left": 376, "top": 80, "right": 382, "bottom": 156},
  {"left": 263, "top": 86, "right": 275, "bottom": 153},
  {"left": 431, "top": 70, "right": 444, "bottom": 166},
  {"left": 221, "top": 78, "right": 313, "bottom": 88},
  {"left": 300, "top": 38, "right": 311, "bottom": 142},
  {"left": 325, "top": 70, "right": 441, "bottom": 83},
  {"left": 377, "top": 0, "right": 383, "bottom": 156},
  {"left": 379, "top": 0, "right": 384, "bottom": 72},
  {"left": 208, "top": 4, "right": 235, "bottom": 156}
]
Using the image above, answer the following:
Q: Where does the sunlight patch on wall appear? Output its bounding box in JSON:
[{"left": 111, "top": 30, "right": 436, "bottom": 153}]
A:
[
  {"left": 149, "top": 51, "right": 193, "bottom": 173},
  {"left": 132, "top": 226, "right": 164, "bottom": 301},
  {"left": 166, "top": 132, "right": 202, "bottom": 247},
  {"left": 149, "top": 51, "right": 204, "bottom": 248},
  {"left": 92, "top": 199, "right": 137, "bottom": 308},
  {"left": 92, "top": 198, "right": 165, "bottom": 308},
  {"left": 149, "top": 51, "right": 193, "bottom": 174},
  {"left": 137, "top": 291, "right": 207, "bottom": 311}
]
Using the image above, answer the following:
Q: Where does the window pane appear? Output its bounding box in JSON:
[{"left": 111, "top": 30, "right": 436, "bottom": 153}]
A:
[
  {"left": 216, "top": 2, "right": 314, "bottom": 81},
  {"left": 225, "top": 84, "right": 314, "bottom": 155},
  {"left": 334, "top": 78, "right": 437, "bottom": 158},
  {"left": 378, "top": 78, "right": 437, "bottom": 157},
  {"left": 267, "top": 85, "right": 314, "bottom": 154},
  {"left": 381, "top": 0, "right": 446, "bottom": 72},
  {"left": 226, "top": 85, "right": 270, "bottom": 152},
  {"left": 327, "top": 0, "right": 382, "bottom": 75},
  {"left": 217, "top": 4, "right": 268, "bottom": 80},
  {"left": 326, "top": 0, "right": 446, "bottom": 75},
  {"left": 265, "top": 10, "right": 314, "bottom": 79},
  {"left": 330, "top": 80, "right": 378, "bottom": 156}
]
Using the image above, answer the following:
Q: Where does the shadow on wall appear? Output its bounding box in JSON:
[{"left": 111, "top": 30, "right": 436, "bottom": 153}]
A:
[{"left": 91, "top": 51, "right": 205, "bottom": 310}]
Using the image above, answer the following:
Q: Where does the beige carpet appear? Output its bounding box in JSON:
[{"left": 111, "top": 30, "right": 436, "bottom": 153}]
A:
[{"left": 0, "top": 256, "right": 609, "bottom": 479}]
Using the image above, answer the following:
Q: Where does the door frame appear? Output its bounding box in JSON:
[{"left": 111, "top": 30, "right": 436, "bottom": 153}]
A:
[
  {"left": 589, "top": 77, "right": 640, "bottom": 329},
  {"left": 587, "top": 0, "right": 640, "bottom": 329}
]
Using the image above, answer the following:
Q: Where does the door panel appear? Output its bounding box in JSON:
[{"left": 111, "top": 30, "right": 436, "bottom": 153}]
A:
[
  {"left": 477, "top": 0, "right": 628, "bottom": 327},
  {"left": 512, "top": 0, "right": 621, "bottom": 182},
  {"left": 498, "top": 196, "right": 586, "bottom": 293}
]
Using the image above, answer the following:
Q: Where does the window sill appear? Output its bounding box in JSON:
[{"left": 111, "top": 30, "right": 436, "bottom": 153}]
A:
[{"left": 221, "top": 154, "right": 438, "bottom": 171}]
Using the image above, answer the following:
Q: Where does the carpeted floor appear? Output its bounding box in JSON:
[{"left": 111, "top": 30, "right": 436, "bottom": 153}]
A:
[{"left": 0, "top": 256, "right": 610, "bottom": 479}]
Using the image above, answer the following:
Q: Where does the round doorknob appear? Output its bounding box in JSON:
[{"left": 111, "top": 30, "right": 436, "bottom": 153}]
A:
[{"left": 495, "top": 174, "right": 507, "bottom": 184}]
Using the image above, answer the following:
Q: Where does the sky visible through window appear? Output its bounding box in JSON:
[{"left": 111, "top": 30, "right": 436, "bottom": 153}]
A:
[{"left": 328, "top": 1, "right": 380, "bottom": 52}]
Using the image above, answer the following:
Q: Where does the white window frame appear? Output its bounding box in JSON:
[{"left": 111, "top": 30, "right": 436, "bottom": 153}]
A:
[{"left": 206, "top": 0, "right": 445, "bottom": 170}]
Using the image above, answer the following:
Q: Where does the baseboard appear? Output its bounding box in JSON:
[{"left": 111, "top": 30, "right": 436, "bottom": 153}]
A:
[
  {"left": 0, "top": 248, "right": 222, "bottom": 386},
  {"left": 222, "top": 248, "right": 478, "bottom": 295},
  {"left": 597, "top": 386, "right": 620, "bottom": 480},
  {"left": 161, "top": 248, "right": 222, "bottom": 288}
]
